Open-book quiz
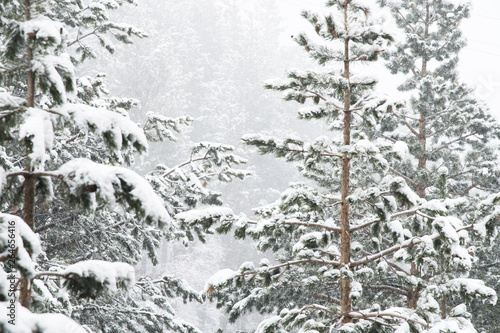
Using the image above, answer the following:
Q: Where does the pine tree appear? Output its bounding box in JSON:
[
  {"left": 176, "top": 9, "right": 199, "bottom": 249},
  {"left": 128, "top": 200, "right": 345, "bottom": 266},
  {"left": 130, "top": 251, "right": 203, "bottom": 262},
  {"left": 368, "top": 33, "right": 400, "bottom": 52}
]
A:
[
  {"left": 205, "top": 1, "right": 497, "bottom": 332},
  {"left": 0, "top": 1, "right": 250, "bottom": 332},
  {"left": 0, "top": 0, "right": 155, "bottom": 330},
  {"left": 378, "top": 0, "right": 500, "bottom": 330}
]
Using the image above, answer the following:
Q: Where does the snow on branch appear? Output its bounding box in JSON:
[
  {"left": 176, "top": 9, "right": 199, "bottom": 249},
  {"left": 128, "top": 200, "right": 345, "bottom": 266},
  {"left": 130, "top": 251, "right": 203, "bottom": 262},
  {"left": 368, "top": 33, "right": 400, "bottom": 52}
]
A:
[
  {"left": 446, "top": 278, "right": 497, "bottom": 305},
  {"left": 57, "top": 158, "right": 172, "bottom": 228},
  {"left": 349, "top": 307, "right": 429, "bottom": 328},
  {"left": 61, "top": 260, "right": 135, "bottom": 298},
  {"left": 0, "top": 214, "right": 41, "bottom": 280},
  {"left": 19, "top": 108, "right": 55, "bottom": 168},
  {"left": 136, "top": 274, "right": 203, "bottom": 303},
  {"left": 21, "top": 17, "right": 67, "bottom": 49},
  {"left": 175, "top": 206, "right": 235, "bottom": 234},
  {"left": 0, "top": 302, "right": 86, "bottom": 333},
  {"left": 242, "top": 133, "right": 343, "bottom": 160},
  {"left": 0, "top": 90, "right": 25, "bottom": 110},
  {"left": 58, "top": 103, "right": 148, "bottom": 158},
  {"left": 205, "top": 257, "right": 341, "bottom": 296},
  {"left": 351, "top": 219, "right": 475, "bottom": 268},
  {"left": 33, "top": 54, "right": 76, "bottom": 105},
  {"left": 204, "top": 268, "right": 238, "bottom": 295},
  {"left": 143, "top": 112, "right": 193, "bottom": 142}
]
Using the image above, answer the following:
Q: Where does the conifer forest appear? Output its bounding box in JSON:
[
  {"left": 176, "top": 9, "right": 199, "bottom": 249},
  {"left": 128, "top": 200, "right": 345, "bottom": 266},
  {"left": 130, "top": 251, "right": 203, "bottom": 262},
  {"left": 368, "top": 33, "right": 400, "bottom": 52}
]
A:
[{"left": 2, "top": 0, "right": 500, "bottom": 332}]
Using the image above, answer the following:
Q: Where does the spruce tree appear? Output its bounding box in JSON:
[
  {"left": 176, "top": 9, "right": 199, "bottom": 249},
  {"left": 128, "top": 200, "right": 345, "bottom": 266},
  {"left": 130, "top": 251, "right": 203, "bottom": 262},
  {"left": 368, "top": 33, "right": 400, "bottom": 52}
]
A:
[{"left": 206, "top": 1, "right": 497, "bottom": 332}]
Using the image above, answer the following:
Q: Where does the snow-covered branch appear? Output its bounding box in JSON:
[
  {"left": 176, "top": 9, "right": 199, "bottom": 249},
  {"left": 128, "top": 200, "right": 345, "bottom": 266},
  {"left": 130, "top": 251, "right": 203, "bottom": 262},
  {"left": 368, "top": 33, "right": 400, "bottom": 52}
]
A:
[
  {"left": 350, "top": 208, "right": 419, "bottom": 232},
  {"left": 351, "top": 223, "right": 474, "bottom": 268},
  {"left": 58, "top": 158, "right": 172, "bottom": 228},
  {"left": 349, "top": 309, "right": 428, "bottom": 328}
]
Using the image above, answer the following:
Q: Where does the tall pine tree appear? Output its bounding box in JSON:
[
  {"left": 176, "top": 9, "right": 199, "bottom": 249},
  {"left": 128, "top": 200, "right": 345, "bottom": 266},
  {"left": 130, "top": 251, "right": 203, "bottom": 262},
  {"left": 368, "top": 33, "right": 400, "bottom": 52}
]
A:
[
  {"left": 0, "top": 1, "right": 249, "bottom": 332},
  {"left": 206, "top": 1, "right": 497, "bottom": 332},
  {"left": 379, "top": 0, "right": 500, "bottom": 330},
  {"left": 0, "top": 0, "right": 157, "bottom": 331}
]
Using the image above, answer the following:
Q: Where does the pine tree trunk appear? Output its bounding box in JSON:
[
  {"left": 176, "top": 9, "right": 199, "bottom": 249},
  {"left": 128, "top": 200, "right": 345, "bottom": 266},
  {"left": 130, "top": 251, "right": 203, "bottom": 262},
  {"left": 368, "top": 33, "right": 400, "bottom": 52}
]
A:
[
  {"left": 407, "top": 263, "right": 419, "bottom": 308},
  {"left": 19, "top": 0, "right": 36, "bottom": 309},
  {"left": 416, "top": 114, "right": 427, "bottom": 198},
  {"left": 407, "top": 0, "right": 431, "bottom": 310},
  {"left": 339, "top": 2, "right": 352, "bottom": 324},
  {"left": 19, "top": 173, "right": 36, "bottom": 308},
  {"left": 440, "top": 253, "right": 447, "bottom": 319}
]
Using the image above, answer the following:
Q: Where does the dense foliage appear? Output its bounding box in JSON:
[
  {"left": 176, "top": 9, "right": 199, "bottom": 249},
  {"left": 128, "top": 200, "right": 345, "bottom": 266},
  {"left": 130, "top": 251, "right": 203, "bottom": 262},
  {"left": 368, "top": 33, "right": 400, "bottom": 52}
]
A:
[{"left": 0, "top": 1, "right": 249, "bottom": 332}]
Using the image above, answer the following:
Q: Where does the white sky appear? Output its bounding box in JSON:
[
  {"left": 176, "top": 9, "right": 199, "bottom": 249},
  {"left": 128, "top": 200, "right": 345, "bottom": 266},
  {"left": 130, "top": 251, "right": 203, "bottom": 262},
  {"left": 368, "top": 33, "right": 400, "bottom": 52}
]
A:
[
  {"left": 277, "top": 0, "right": 500, "bottom": 118},
  {"left": 460, "top": 1, "right": 500, "bottom": 118}
]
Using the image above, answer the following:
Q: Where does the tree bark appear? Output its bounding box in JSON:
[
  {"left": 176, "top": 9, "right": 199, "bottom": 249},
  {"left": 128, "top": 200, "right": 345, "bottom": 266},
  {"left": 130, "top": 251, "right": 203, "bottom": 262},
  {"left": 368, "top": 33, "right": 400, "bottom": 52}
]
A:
[
  {"left": 339, "top": 2, "right": 352, "bottom": 324},
  {"left": 19, "top": 0, "right": 36, "bottom": 310},
  {"left": 440, "top": 253, "right": 447, "bottom": 319},
  {"left": 407, "top": 262, "right": 419, "bottom": 308},
  {"left": 407, "top": 0, "right": 430, "bottom": 309}
]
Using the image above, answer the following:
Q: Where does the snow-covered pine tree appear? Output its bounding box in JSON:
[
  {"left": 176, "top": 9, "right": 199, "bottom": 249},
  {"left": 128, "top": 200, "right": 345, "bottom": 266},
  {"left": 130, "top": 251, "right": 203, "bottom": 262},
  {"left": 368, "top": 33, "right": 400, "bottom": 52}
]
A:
[
  {"left": 0, "top": 0, "right": 158, "bottom": 331},
  {"left": 377, "top": 0, "right": 500, "bottom": 330},
  {"left": 0, "top": 1, "right": 250, "bottom": 332},
  {"left": 204, "top": 1, "right": 496, "bottom": 332}
]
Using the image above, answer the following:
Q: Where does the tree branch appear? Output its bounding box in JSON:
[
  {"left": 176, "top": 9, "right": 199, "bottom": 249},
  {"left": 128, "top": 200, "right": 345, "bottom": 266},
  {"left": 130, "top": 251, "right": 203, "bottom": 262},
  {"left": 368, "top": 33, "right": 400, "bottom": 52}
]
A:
[
  {"left": 231, "top": 258, "right": 342, "bottom": 280},
  {"left": 350, "top": 209, "right": 418, "bottom": 232},
  {"left": 351, "top": 224, "right": 473, "bottom": 268},
  {"left": 349, "top": 310, "right": 428, "bottom": 328},
  {"left": 162, "top": 156, "right": 209, "bottom": 177},
  {"left": 363, "top": 284, "right": 408, "bottom": 296}
]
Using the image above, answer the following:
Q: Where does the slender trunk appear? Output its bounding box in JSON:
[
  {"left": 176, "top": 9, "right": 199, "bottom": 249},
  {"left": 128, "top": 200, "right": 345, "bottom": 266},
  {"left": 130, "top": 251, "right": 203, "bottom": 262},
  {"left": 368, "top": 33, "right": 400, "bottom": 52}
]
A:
[
  {"left": 407, "top": 263, "right": 419, "bottom": 308},
  {"left": 19, "top": 173, "right": 36, "bottom": 309},
  {"left": 416, "top": 1, "right": 429, "bottom": 197},
  {"left": 407, "top": 1, "right": 430, "bottom": 309},
  {"left": 416, "top": 113, "right": 426, "bottom": 197},
  {"left": 19, "top": 0, "right": 36, "bottom": 309},
  {"left": 339, "top": 2, "right": 352, "bottom": 324},
  {"left": 440, "top": 254, "right": 446, "bottom": 319}
]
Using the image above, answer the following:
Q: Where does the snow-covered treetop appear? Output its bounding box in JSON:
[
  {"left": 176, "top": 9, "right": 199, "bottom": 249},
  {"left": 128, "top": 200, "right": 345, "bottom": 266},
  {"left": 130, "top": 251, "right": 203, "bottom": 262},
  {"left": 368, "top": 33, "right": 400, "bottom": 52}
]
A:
[{"left": 380, "top": 0, "right": 470, "bottom": 77}]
